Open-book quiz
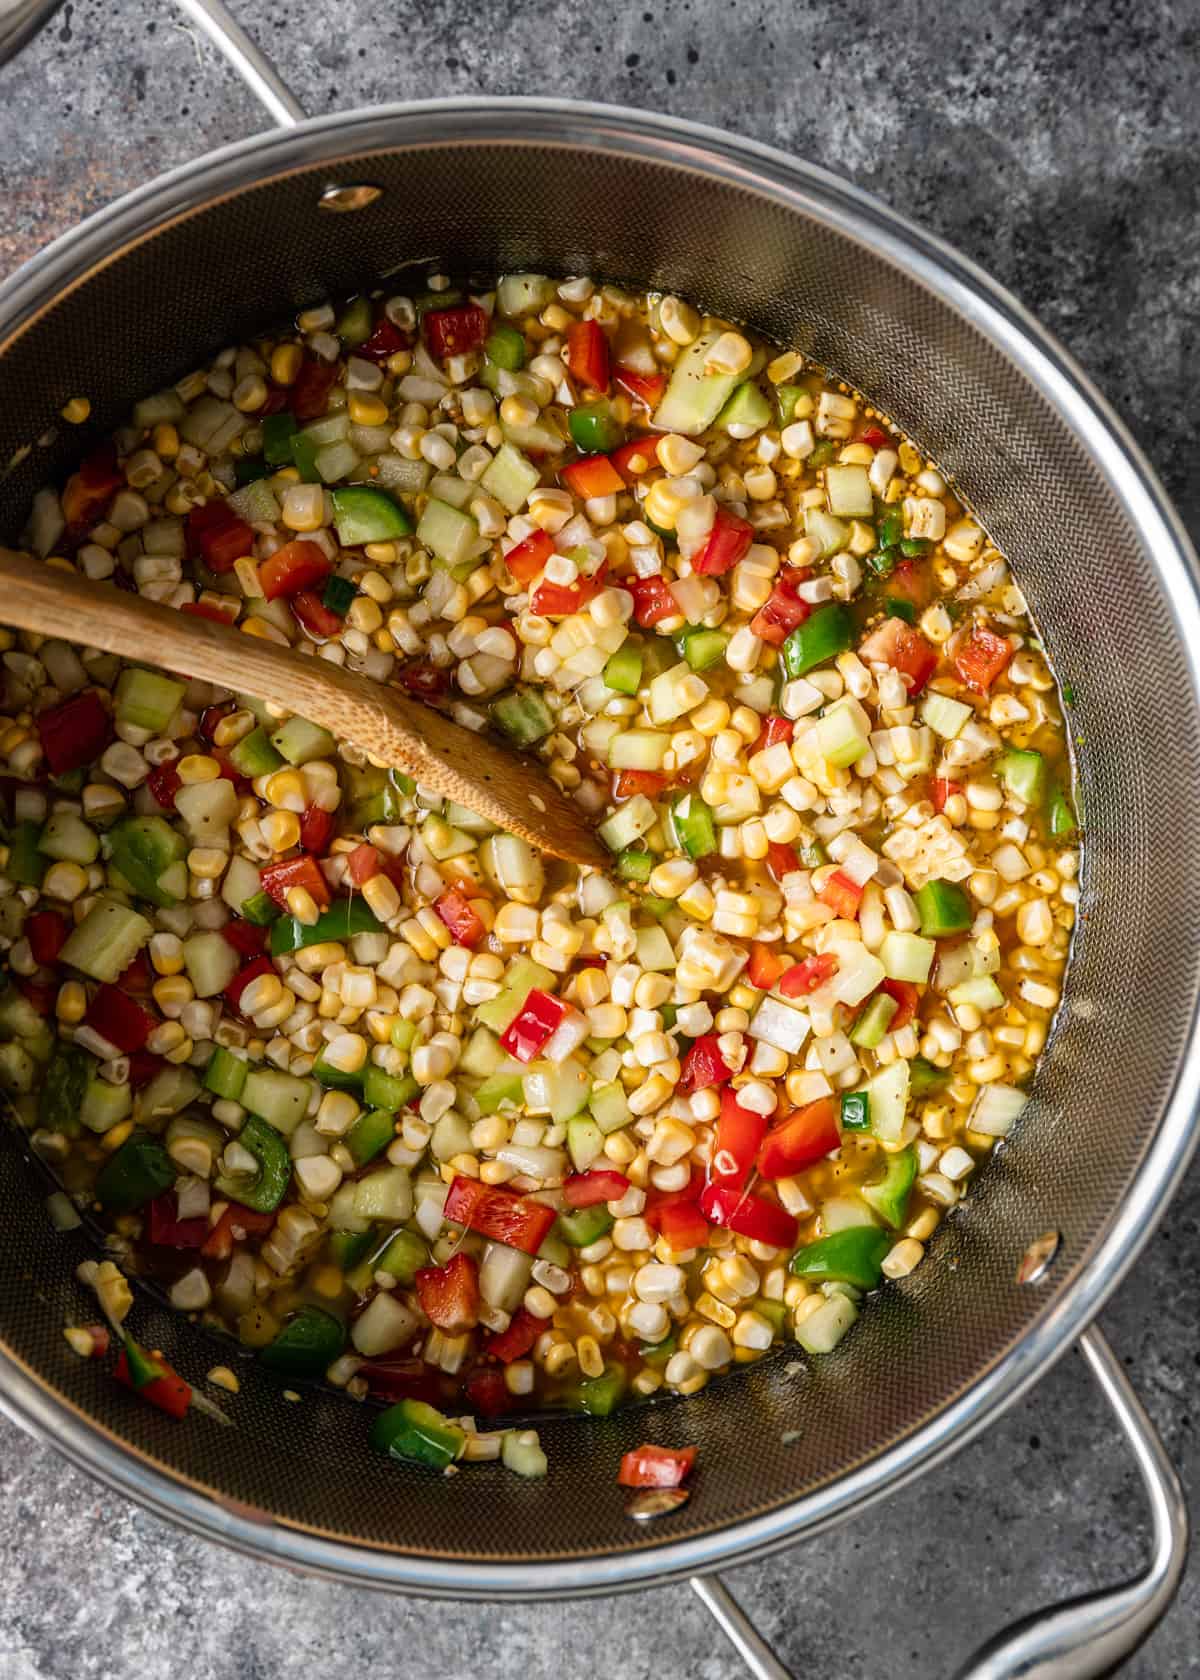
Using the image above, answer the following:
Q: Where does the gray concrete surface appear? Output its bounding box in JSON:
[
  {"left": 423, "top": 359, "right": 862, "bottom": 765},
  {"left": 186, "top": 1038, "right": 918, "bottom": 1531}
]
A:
[{"left": 0, "top": 1, "right": 1198, "bottom": 1675}]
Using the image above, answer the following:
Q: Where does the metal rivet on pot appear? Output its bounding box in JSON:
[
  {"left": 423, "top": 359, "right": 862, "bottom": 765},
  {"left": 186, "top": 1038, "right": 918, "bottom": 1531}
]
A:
[
  {"left": 1016, "top": 1230, "right": 1061, "bottom": 1285},
  {"left": 626, "top": 1487, "right": 690, "bottom": 1521},
  {"left": 317, "top": 184, "right": 383, "bottom": 213}
]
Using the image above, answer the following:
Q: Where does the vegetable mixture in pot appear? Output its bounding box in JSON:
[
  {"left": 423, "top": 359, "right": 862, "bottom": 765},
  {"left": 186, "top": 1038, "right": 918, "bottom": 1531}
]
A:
[{"left": 1, "top": 271, "right": 1077, "bottom": 1474}]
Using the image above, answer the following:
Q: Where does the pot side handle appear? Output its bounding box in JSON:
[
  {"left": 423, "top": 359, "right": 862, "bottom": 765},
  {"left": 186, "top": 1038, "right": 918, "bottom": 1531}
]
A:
[
  {"left": 691, "top": 1328, "right": 1187, "bottom": 1680},
  {"left": 0, "top": 0, "right": 65, "bottom": 63}
]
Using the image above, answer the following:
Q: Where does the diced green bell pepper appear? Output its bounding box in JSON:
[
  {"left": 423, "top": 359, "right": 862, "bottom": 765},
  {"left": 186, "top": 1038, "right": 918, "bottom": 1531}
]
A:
[
  {"left": 240, "top": 889, "right": 280, "bottom": 927},
  {"left": 330, "top": 486, "right": 413, "bottom": 546},
  {"left": 95, "top": 1132, "right": 176, "bottom": 1212},
  {"left": 345, "top": 1107, "right": 398, "bottom": 1167},
  {"left": 781, "top": 603, "right": 854, "bottom": 677},
  {"left": 234, "top": 456, "right": 269, "bottom": 486},
  {"left": 899, "top": 537, "right": 931, "bottom": 557},
  {"left": 640, "top": 1333, "right": 677, "bottom": 1367},
  {"left": 789, "top": 1227, "right": 891, "bottom": 1290},
  {"left": 215, "top": 1113, "right": 291, "bottom": 1212},
  {"left": 270, "top": 898, "right": 385, "bottom": 955},
  {"left": 576, "top": 1363, "right": 626, "bottom": 1417},
  {"left": 671, "top": 794, "right": 717, "bottom": 860},
  {"left": 849, "top": 992, "right": 898, "bottom": 1049},
  {"left": 261, "top": 1305, "right": 346, "bottom": 1376},
  {"left": 328, "top": 1229, "right": 375, "bottom": 1271},
  {"left": 862, "top": 1145, "right": 918, "bottom": 1228},
  {"left": 8, "top": 822, "right": 45, "bottom": 887},
  {"left": 885, "top": 596, "right": 916, "bottom": 624},
  {"left": 677, "top": 626, "right": 728, "bottom": 672},
  {"left": 204, "top": 1045, "right": 248, "bottom": 1102},
  {"left": 568, "top": 399, "right": 624, "bottom": 453},
  {"left": 262, "top": 412, "right": 298, "bottom": 465},
  {"left": 840, "top": 1090, "right": 871, "bottom": 1132},
  {"left": 808, "top": 439, "right": 836, "bottom": 468},
  {"left": 37, "top": 1045, "right": 90, "bottom": 1137},
  {"left": 914, "top": 878, "right": 973, "bottom": 938},
  {"left": 362, "top": 1067, "right": 418, "bottom": 1113},
  {"left": 776, "top": 384, "right": 806, "bottom": 425},
  {"left": 556, "top": 1204, "right": 615, "bottom": 1247},
  {"left": 312, "top": 1053, "right": 365, "bottom": 1093},
  {"left": 1048, "top": 782, "right": 1077, "bottom": 838},
  {"left": 484, "top": 324, "right": 527, "bottom": 371},
  {"left": 616, "top": 848, "right": 654, "bottom": 883},
  {"left": 336, "top": 296, "right": 373, "bottom": 347},
  {"left": 122, "top": 1333, "right": 167, "bottom": 1390},
  {"left": 372, "top": 1398, "right": 465, "bottom": 1469},
  {"left": 908, "top": 1056, "right": 950, "bottom": 1097},
  {"left": 322, "top": 574, "right": 358, "bottom": 616},
  {"left": 288, "top": 431, "right": 321, "bottom": 483},
  {"left": 877, "top": 506, "right": 904, "bottom": 549}
]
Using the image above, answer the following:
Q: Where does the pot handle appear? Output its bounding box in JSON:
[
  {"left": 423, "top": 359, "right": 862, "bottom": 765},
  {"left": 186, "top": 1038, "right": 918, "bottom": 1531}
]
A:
[
  {"left": 691, "top": 1326, "right": 1188, "bottom": 1680},
  {"left": 174, "top": 0, "right": 305, "bottom": 128}
]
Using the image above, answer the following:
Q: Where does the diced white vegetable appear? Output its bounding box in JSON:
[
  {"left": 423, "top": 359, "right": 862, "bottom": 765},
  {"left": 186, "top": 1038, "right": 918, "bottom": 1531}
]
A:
[
  {"left": 865, "top": 1058, "right": 910, "bottom": 1143},
  {"left": 351, "top": 1291, "right": 419, "bottom": 1357},
  {"left": 749, "top": 995, "right": 810, "bottom": 1055},
  {"left": 969, "top": 1083, "right": 1029, "bottom": 1138}
]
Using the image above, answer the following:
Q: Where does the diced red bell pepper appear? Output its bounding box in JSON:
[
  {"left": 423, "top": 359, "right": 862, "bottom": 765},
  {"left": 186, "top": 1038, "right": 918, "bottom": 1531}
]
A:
[
  {"left": 146, "top": 761, "right": 182, "bottom": 808},
  {"left": 464, "top": 1365, "right": 510, "bottom": 1418},
  {"left": 626, "top": 574, "right": 679, "bottom": 627},
  {"left": 618, "top": 1443, "right": 697, "bottom": 1488},
  {"left": 878, "top": 978, "right": 919, "bottom": 1031},
  {"left": 25, "top": 909, "right": 67, "bottom": 967},
  {"left": 434, "top": 886, "right": 486, "bottom": 948},
  {"left": 289, "top": 357, "right": 339, "bottom": 421},
  {"left": 954, "top": 624, "right": 1014, "bottom": 692},
  {"left": 656, "top": 1199, "right": 710, "bottom": 1252},
  {"left": 678, "top": 1033, "right": 733, "bottom": 1094},
  {"left": 610, "top": 436, "right": 659, "bottom": 480},
  {"left": 298, "top": 804, "right": 333, "bottom": 856},
  {"left": 751, "top": 572, "right": 812, "bottom": 646},
  {"left": 359, "top": 317, "right": 408, "bottom": 363},
  {"left": 613, "top": 768, "right": 667, "bottom": 800},
  {"left": 260, "top": 854, "right": 332, "bottom": 910},
  {"left": 858, "top": 616, "right": 938, "bottom": 695},
  {"left": 698, "top": 1183, "right": 798, "bottom": 1248},
  {"left": 186, "top": 499, "right": 254, "bottom": 574},
  {"left": 443, "top": 1176, "right": 557, "bottom": 1256},
  {"left": 563, "top": 1169, "right": 630, "bottom": 1209},
  {"left": 61, "top": 447, "right": 123, "bottom": 532},
  {"left": 114, "top": 1349, "right": 191, "bottom": 1419},
  {"left": 883, "top": 558, "right": 932, "bottom": 611},
  {"left": 485, "top": 1307, "right": 542, "bottom": 1364},
  {"left": 180, "top": 600, "right": 238, "bottom": 625},
  {"left": 15, "top": 977, "right": 57, "bottom": 1016},
  {"left": 146, "top": 1193, "right": 209, "bottom": 1249},
  {"left": 750, "top": 713, "right": 793, "bottom": 757},
  {"left": 85, "top": 983, "right": 154, "bottom": 1053},
  {"left": 224, "top": 954, "right": 276, "bottom": 1014},
  {"left": 36, "top": 688, "right": 112, "bottom": 775},
  {"left": 499, "top": 987, "right": 567, "bottom": 1062},
  {"left": 504, "top": 529, "right": 555, "bottom": 584},
  {"left": 530, "top": 560, "right": 608, "bottom": 617},
  {"left": 200, "top": 1204, "right": 275, "bottom": 1261},
  {"left": 259, "top": 539, "right": 332, "bottom": 602},
  {"left": 932, "top": 776, "right": 964, "bottom": 813},
  {"left": 710, "top": 1086, "right": 768, "bottom": 1190},
  {"left": 290, "top": 589, "right": 345, "bottom": 641},
  {"left": 747, "top": 942, "right": 786, "bottom": 991},
  {"left": 692, "top": 505, "right": 755, "bottom": 577},
  {"left": 766, "top": 841, "right": 802, "bottom": 882},
  {"left": 415, "top": 1251, "right": 480, "bottom": 1334},
  {"left": 424, "top": 304, "right": 489, "bottom": 359},
  {"left": 614, "top": 366, "right": 665, "bottom": 408},
  {"left": 566, "top": 319, "right": 610, "bottom": 392},
  {"left": 220, "top": 918, "right": 268, "bottom": 957},
  {"left": 358, "top": 1357, "right": 443, "bottom": 1405},
  {"left": 347, "top": 842, "right": 381, "bottom": 885},
  {"left": 118, "top": 950, "right": 154, "bottom": 994},
  {"left": 860, "top": 424, "right": 890, "bottom": 449},
  {"left": 819, "top": 870, "right": 863, "bottom": 919},
  {"left": 778, "top": 952, "right": 838, "bottom": 997},
  {"left": 398, "top": 661, "right": 451, "bottom": 701},
  {"left": 127, "top": 1050, "right": 166, "bottom": 1089},
  {"left": 757, "top": 1097, "right": 840, "bottom": 1179},
  {"left": 561, "top": 454, "right": 625, "bottom": 500}
]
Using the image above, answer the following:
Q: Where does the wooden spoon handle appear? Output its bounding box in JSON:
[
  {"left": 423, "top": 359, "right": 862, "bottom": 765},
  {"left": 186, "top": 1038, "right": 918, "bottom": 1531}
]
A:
[{"left": 0, "top": 550, "right": 607, "bottom": 866}]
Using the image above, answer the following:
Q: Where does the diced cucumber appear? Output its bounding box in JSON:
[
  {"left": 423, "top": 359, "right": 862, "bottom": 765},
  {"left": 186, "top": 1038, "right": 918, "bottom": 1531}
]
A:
[
  {"left": 345, "top": 1108, "right": 397, "bottom": 1168},
  {"left": 108, "top": 815, "right": 188, "bottom": 906},
  {"left": 794, "top": 1293, "right": 859, "bottom": 1355},
  {"left": 138, "top": 1065, "right": 201, "bottom": 1119},
  {"left": 80, "top": 1076, "right": 133, "bottom": 1134},
  {"left": 374, "top": 1227, "right": 430, "bottom": 1283},
  {"left": 805, "top": 506, "right": 849, "bottom": 557},
  {"left": 0, "top": 1040, "right": 36, "bottom": 1095},
  {"left": 636, "top": 924, "right": 676, "bottom": 972},
  {"left": 863, "top": 1059, "right": 910, "bottom": 1144},
  {"left": 114, "top": 668, "right": 187, "bottom": 734},
  {"left": 588, "top": 1081, "right": 632, "bottom": 1135},
  {"left": 475, "top": 956, "right": 555, "bottom": 1034},
  {"left": 427, "top": 472, "right": 474, "bottom": 510},
  {"left": 603, "top": 639, "right": 643, "bottom": 695},
  {"left": 457, "top": 1026, "right": 505, "bottom": 1079},
  {"left": 496, "top": 274, "right": 556, "bottom": 317},
  {"left": 242, "top": 1067, "right": 311, "bottom": 1136},
  {"left": 7, "top": 822, "right": 44, "bottom": 887},
  {"left": 879, "top": 930, "right": 936, "bottom": 984},
  {"left": 228, "top": 726, "right": 284, "bottom": 779},
  {"left": 330, "top": 486, "right": 413, "bottom": 545},
  {"left": 174, "top": 780, "right": 238, "bottom": 848},
  {"left": 608, "top": 729, "right": 669, "bottom": 771},
  {"left": 567, "top": 1115, "right": 605, "bottom": 1171},
  {"left": 474, "top": 1071, "right": 526, "bottom": 1113},
  {"left": 220, "top": 853, "right": 262, "bottom": 918},
  {"left": 270, "top": 716, "right": 336, "bottom": 766},
  {"left": 500, "top": 417, "right": 567, "bottom": 456},
  {"left": 716, "top": 381, "right": 771, "bottom": 434},
  {"left": 362, "top": 1066, "right": 419, "bottom": 1112},
  {"left": 502, "top": 1430, "right": 548, "bottom": 1479},
  {"left": 60, "top": 900, "right": 153, "bottom": 984},
  {"left": 914, "top": 879, "right": 972, "bottom": 938},
  {"left": 921, "top": 690, "right": 973, "bottom": 740},
  {"left": 480, "top": 443, "right": 540, "bottom": 514},
  {"left": 299, "top": 412, "right": 351, "bottom": 449},
  {"left": 227, "top": 477, "right": 281, "bottom": 523},
  {"left": 417, "top": 498, "right": 480, "bottom": 570},
  {"left": 490, "top": 689, "right": 554, "bottom": 746},
  {"left": 38, "top": 810, "right": 99, "bottom": 866},
  {"left": 353, "top": 1165, "right": 413, "bottom": 1223},
  {"left": 997, "top": 747, "right": 1046, "bottom": 806},
  {"left": 205, "top": 1045, "right": 249, "bottom": 1101},
  {"left": 598, "top": 795, "right": 656, "bottom": 852},
  {"left": 182, "top": 930, "right": 241, "bottom": 999},
  {"left": 420, "top": 812, "right": 476, "bottom": 861},
  {"left": 0, "top": 987, "right": 52, "bottom": 1044},
  {"left": 336, "top": 295, "right": 373, "bottom": 346},
  {"left": 824, "top": 464, "right": 874, "bottom": 517},
  {"left": 947, "top": 975, "right": 1006, "bottom": 1012},
  {"left": 37, "top": 1045, "right": 90, "bottom": 1133},
  {"left": 850, "top": 992, "right": 897, "bottom": 1049},
  {"left": 351, "top": 1290, "right": 419, "bottom": 1358},
  {"left": 815, "top": 698, "right": 871, "bottom": 768},
  {"left": 653, "top": 330, "right": 764, "bottom": 436}
]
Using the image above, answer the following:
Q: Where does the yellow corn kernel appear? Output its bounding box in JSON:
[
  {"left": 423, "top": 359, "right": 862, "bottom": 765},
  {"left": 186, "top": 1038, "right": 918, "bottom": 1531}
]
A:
[
  {"left": 270, "top": 343, "right": 303, "bottom": 386},
  {"left": 234, "top": 556, "right": 264, "bottom": 598},
  {"left": 264, "top": 768, "right": 307, "bottom": 811},
  {"left": 285, "top": 885, "right": 321, "bottom": 925},
  {"left": 362, "top": 873, "right": 402, "bottom": 922},
  {"left": 55, "top": 981, "right": 87, "bottom": 1024},
  {"left": 695, "top": 1292, "right": 737, "bottom": 1329},
  {"left": 261, "top": 810, "right": 302, "bottom": 853},
  {"left": 152, "top": 422, "right": 179, "bottom": 458},
  {"left": 347, "top": 392, "right": 389, "bottom": 427},
  {"left": 101, "top": 1120, "right": 135, "bottom": 1153},
  {"left": 575, "top": 1335, "right": 605, "bottom": 1379},
  {"left": 61, "top": 396, "right": 91, "bottom": 424},
  {"left": 242, "top": 617, "right": 290, "bottom": 645},
  {"left": 177, "top": 754, "right": 220, "bottom": 785}
]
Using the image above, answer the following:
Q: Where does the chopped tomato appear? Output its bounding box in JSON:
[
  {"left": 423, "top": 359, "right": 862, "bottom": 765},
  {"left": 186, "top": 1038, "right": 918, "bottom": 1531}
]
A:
[
  {"left": 618, "top": 1444, "right": 697, "bottom": 1488},
  {"left": 530, "top": 561, "right": 607, "bottom": 617},
  {"left": 347, "top": 842, "right": 381, "bottom": 885},
  {"left": 860, "top": 424, "right": 889, "bottom": 448},
  {"left": 819, "top": 870, "right": 863, "bottom": 919},
  {"left": 678, "top": 1033, "right": 732, "bottom": 1094},
  {"left": 626, "top": 574, "right": 678, "bottom": 627},
  {"left": 358, "top": 1358, "right": 442, "bottom": 1405},
  {"left": 298, "top": 803, "right": 334, "bottom": 854},
  {"left": 197, "top": 701, "right": 234, "bottom": 745},
  {"left": 220, "top": 918, "right": 267, "bottom": 957},
  {"left": 656, "top": 1199, "right": 710, "bottom": 1251},
  {"left": 610, "top": 436, "right": 660, "bottom": 480},
  {"left": 566, "top": 319, "right": 610, "bottom": 391},
  {"left": 858, "top": 616, "right": 938, "bottom": 695},
  {"left": 766, "top": 841, "right": 802, "bottom": 882},
  {"left": 443, "top": 1176, "right": 557, "bottom": 1256},
  {"left": 778, "top": 952, "right": 839, "bottom": 997},
  {"left": 186, "top": 499, "right": 253, "bottom": 573},
  {"left": 504, "top": 529, "right": 555, "bottom": 584},
  {"left": 698, "top": 1183, "right": 798, "bottom": 1248},
  {"left": 485, "top": 1307, "right": 542, "bottom": 1364},
  {"left": 118, "top": 950, "right": 154, "bottom": 994},
  {"left": 561, "top": 454, "right": 624, "bottom": 499},
  {"left": 750, "top": 713, "right": 793, "bottom": 757},
  {"left": 398, "top": 662, "right": 450, "bottom": 701},
  {"left": 359, "top": 317, "right": 408, "bottom": 363},
  {"left": 126, "top": 1051, "right": 166, "bottom": 1089},
  {"left": 500, "top": 987, "right": 568, "bottom": 1062},
  {"left": 289, "top": 357, "right": 339, "bottom": 421},
  {"left": 61, "top": 447, "right": 123, "bottom": 532},
  {"left": 563, "top": 1169, "right": 630, "bottom": 1208},
  {"left": 290, "top": 589, "right": 344, "bottom": 641},
  {"left": 146, "top": 1193, "right": 209, "bottom": 1249},
  {"left": 146, "top": 761, "right": 182, "bottom": 808},
  {"left": 25, "top": 909, "right": 67, "bottom": 967},
  {"left": 180, "top": 601, "right": 238, "bottom": 625},
  {"left": 932, "top": 776, "right": 963, "bottom": 813},
  {"left": 414, "top": 1251, "right": 480, "bottom": 1334},
  {"left": 259, "top": 539, "right": 332, "bottom": 602},
  {"left": 692, "top": 505, "right": 754, "bottom": 576},
  {"left": 613, "top": 768, "right": 666, "bottom": 800},
  {"left": 954, "top": 624, "right": 1014, "bottom": 692},
  {"left": 878, "top": 978, "right": 919, "bottom": 1030},
  {"left": 614, "top": 366, "right": 666, "bottom": 408},
  {"left": 260, "top": 854, "right": 332, "bottom": 910},
  {"left": 751, "top": 575, "right": 811, "bottom": 645},
  {"left": 37, "top": 689, "right": 112, "bottom": 775},
  {"left": 85, "top": 984, "right": 154, "bottom": 1053},
  {"left": 14, "top": 978, "right": 57, "bottom": 1016},
  {"left": 464, "top": 1365, "right": 510, "bottom": 1418},
  {"left": 434, "top": 886, "right": 486, "bottom": 948},
  {"left": 424, "top": 304, "right": 489, "bottom": 359},
  {"left": 757, "top": 1097, "right": 840, "bottom": 1178},
  {"left": 200, "top": 1205, "right": 275, "bottom": 1261},
  {"left": 746, "top": 942, "right": 786, "bottom": 990},
  {"left": 883, "top": 558, "right": 932, "bottom": 611},
  {"left": 710, "top": 1086, "right": 768, "bottom": 1189},
  {"left": 224, "top": 954, "right": 276, "bottom": 1014}
]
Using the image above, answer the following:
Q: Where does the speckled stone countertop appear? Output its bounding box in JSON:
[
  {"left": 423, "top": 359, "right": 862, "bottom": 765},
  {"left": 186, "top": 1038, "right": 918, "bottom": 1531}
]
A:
[{"left": 0, "top": 3, "right": 1197, "bottom": 1675}]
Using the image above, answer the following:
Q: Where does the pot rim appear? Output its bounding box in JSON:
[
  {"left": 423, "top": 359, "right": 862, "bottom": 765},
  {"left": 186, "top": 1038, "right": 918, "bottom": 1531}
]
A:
[{"left": 1, "top": 96, "right": 1197, "bottom": 1596}]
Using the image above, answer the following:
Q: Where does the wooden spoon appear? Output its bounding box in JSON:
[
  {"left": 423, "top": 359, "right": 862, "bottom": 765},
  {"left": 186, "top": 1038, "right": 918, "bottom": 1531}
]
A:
[{"left": 0, "top": 549, "right": 608, "bottom": 867}]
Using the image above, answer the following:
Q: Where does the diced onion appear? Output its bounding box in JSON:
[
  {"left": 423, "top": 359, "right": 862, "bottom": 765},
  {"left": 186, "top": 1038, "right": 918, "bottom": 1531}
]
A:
[{"left": 969, "top": 1083, "right": 1029, "bottom": 1137}]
